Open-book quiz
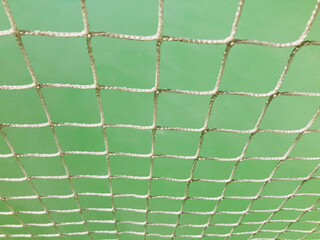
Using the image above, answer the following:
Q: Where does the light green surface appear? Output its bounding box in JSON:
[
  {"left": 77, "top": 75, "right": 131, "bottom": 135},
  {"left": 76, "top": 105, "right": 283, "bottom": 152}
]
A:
[{"left": 1, "top": 0, "right": 320, "bottom": 239}]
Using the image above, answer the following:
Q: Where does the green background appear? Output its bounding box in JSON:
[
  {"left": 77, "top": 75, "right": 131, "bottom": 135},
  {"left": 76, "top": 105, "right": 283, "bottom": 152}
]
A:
[{"left": 1, "top": 0, "right": 320, "bottom": 239}]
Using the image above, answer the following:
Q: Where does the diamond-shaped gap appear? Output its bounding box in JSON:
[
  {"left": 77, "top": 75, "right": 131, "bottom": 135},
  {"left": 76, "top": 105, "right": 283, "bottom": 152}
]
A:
[
  {"left": 254, "top": 232, "right": 279, "bottom": 239},
  {"left": 41, "top": 197, "right": 78, "bottom": 212},
  {"left": 107, "top": 128, "right": 152, "bottom": 154},
  {"left": 0, "top": 89, "right": 47, "bottom": 124},
  {"left": 163, "top": 0, "right": 239, "bottom": 39},
  {"left": 175, "top": 224, "right": 203, "bottom": 236},
  {"left": 112, "top": 178, "right": 148, "bottom": 196},
  {"left": 224, "top": 182, "right": 263, "bottom": 197},
  {"left": 0, "top": 35, "right": 32, "bottom": 86},
  {"left": 232, "top": 223, "right": 260, "bottom": 235},
  {"left": 7, "top": 0, "right": 83, "bottom": 32},
  {"left": 209, "top": 95, "right": 267, "bottom": 130},
  {"left": 236, "top": 0, "right": 318, "bottom": 42},
  {"left": 64, "top": 154, "right": 108, "bottom": 176},
  {"left": 282, "top": 196, "right": 319, "bottom": 210},
  {"left": 193, "top": 159, "right": 235, "bottom": 181},
  {"left": 260, "top": 95, "right": 320, "bottom": 130},
  {"left": 32, "top": 178, "right": 72, "bottom": 196},
  {"left": 50, "top": 211, "right": 83, "bottom": 228},
  {"left": 217, "top": 198, "right": 252, "bottom": 212},
  {"left": 150, "top": 179, "right": 187, "bottom": 198},
  {"left": 20, "top": 156, "right": 65, "bottom": 177},
  {"left": 157, "top": 93, "right": 211, "bottom": 129},
  {"left": 152, "top": 157, "right": 194, "bottom": 179},
  {"left": 241, "top": 212, "right": 272, "bottom": 224},
  {"left": 28, "top": 225, "right": 57, "bottom": 236},
  {"left": 42, "top": 88, "right": 101, "bottom": 124},
  {"left": 280, "top": 46, "right": 320, "bottom": 93},
  {"left": 289, "top": 133, "right": 320, "bottom": 158},
  {"left": 58, "top": 224, "right": 88, "bottom": 239},
  {"left": 0, "top": 180, "right": 35, "bottom": 197},
  {"left": 159, "top": 41, "right": 225, "bottom": 91},
  {"left": 72, "top": 177, "right": 110, "bottom": 194},
  {"left": 0, "top": 214, "right": 20, "bottom": 226},
  {"left": 244, "top": 132, "right": 297, "bottom": 158},
  {"left": 55, "top": 126, "right": 105, "bottom": 152},
  {"left": 233, "top": 159, "right": 278, "bottom": 181},
  {"left": 260, "top": 180, "right": 301, "bottom": 196},
  {"left": 179, "top": 213, "right": 209, "bottom": 226},
  {"left": 114, "top": 196, "right": 146, "bottom": 212},
  {"left": 83, "top": 208, "right": 114, "bottom": 222},
  {"left": 297, "top": 179, "right": 320, "bottom": 195},
  {"left": 188, "top": 181, "right": 225, "bottom": 198},
  {"left": 184, "top": 199, "right": 214, "bottom": 213},
  {"left": 147, "top": 224, "right": 175, "bottom": 237},
  {"left": 219, "top": 44, "right": 292, "bottom": 93},
  {"left": 109, "top": 155, "right": 149, "bottom": 177},
  {"left": 23, "top": 36, "right": 93, "bottom": 85},
  {"left": 201, "top": 132, "right": 249, "bottom": 158},
  {"left": 155, "top": 130, "right": 200, "bottom": 156},
  {"left": 250, "top": 198, "right": 284, "bottom": 211},
  {"left": 205, "top": 226, "right": 234, "bottom": 237},
  {"left": 148, "top": 198, "right": 182, "bottom": 212},
  {"left": 0, "top": 157, "right": 24, "bottom": 179},
  {"left": 4, "top": 127, "right": 58, "bottom": 154},
  {"left": 115, "top": 209, "right": 145, "bottom": 223},
  {"left": 78, "top": 195, "right": 111, "bottom": 209},
  {"left": 210, "top": 213, "right": 241, "bottom": 225},
  {"left": 86, "top": 0, "right": 158, "bottom": 36},
  {"left": 92, "top": 37, "right": 156, "bottom": 89},
  {"left": 87, "top": 221, "right": 114, "bottom": 234},
  {"left": 277, "top": 230, "right": 307, "bottom": 239},
  {"left": 101, "top": 90, "right": 153, "bottom": 126},
  {"left": 18, "top": 213, "right": 51, "bottom": 228},
  {"left": 147, "top": 212, "right": 177, "bottom": 225},
  {"left": 288, "top": 221, "right": 318, "bottom": 233},
  {"left": 260, "top": 221, "right": 290, "bottom": 232},
  {"left": 273, "top": 159, "right": 319, "bottom": 179},
  {"left": 117, "top": 222, "right": 144, "bottom": 236},
  {"left": 0, "top": 225, "right": 29, "bottom": 236}
]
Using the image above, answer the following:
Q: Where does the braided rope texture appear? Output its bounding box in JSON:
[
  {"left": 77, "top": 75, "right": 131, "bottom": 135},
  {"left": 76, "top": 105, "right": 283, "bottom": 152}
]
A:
[{"left": 1, "top": 0, "right": 320, "bottom": 239}]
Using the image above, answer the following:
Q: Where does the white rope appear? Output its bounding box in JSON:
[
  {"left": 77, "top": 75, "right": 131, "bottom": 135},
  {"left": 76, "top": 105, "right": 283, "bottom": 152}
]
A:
[{"left": 1, "top": 0, "right": 320, "bottom": 239}]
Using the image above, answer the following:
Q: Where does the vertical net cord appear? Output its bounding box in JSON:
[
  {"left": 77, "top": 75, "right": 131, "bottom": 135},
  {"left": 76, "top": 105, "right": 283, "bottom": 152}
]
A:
[
  {"left": 0, "top": 129, "right": 63, "bottom": 239},
  {"left": 80, "top": 0, "right": 120, "bottom": 238},
  {"left": 170, "top": 1, "right": 245, "bottom": 239},
  {"left": 143, "top": 0, "right": 164, "bottom": 239},
  {"left": 2, "top": 0, "right": 93, "bottom": 239}
]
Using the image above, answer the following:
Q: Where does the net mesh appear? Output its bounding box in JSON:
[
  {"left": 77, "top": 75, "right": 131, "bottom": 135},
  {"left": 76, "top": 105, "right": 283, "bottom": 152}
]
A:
[{"left": 1, "top": 0, "right": 320, "bottom": 239}]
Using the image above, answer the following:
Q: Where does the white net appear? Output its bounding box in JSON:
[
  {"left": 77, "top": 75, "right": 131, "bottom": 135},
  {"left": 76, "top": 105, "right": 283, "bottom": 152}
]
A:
[{"left": 1, "top": 0, "right": 320, "bottom": 239}]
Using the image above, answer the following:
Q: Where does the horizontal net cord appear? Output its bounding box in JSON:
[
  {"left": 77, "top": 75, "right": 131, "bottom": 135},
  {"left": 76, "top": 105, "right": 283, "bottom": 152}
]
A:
[
  {"left": 1, "top": 151, "right": 320, "bottom": 162},
  {"left": 1, "top": 228, "right": 320, "bottom": 239},
  {"left": 2, "top": 82, "right": 320, "bottom": 98},
  {"left": 2, "top": 218, "right": 320, "bottom": 229},
  {"left": 1, "top": 28, "right": 320, "bottom": 48},
  {"left": 1, "top": 173, "right": 320, "bottom": 184},
  {"left": 3, "top": 191, "right": 320, "bottom": 201},
  {"left": 1, "top": 206, "right": 319, "bottom": 216},
  {"left": 2, "top": 121, "right": 320, "bottom": 136}
]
